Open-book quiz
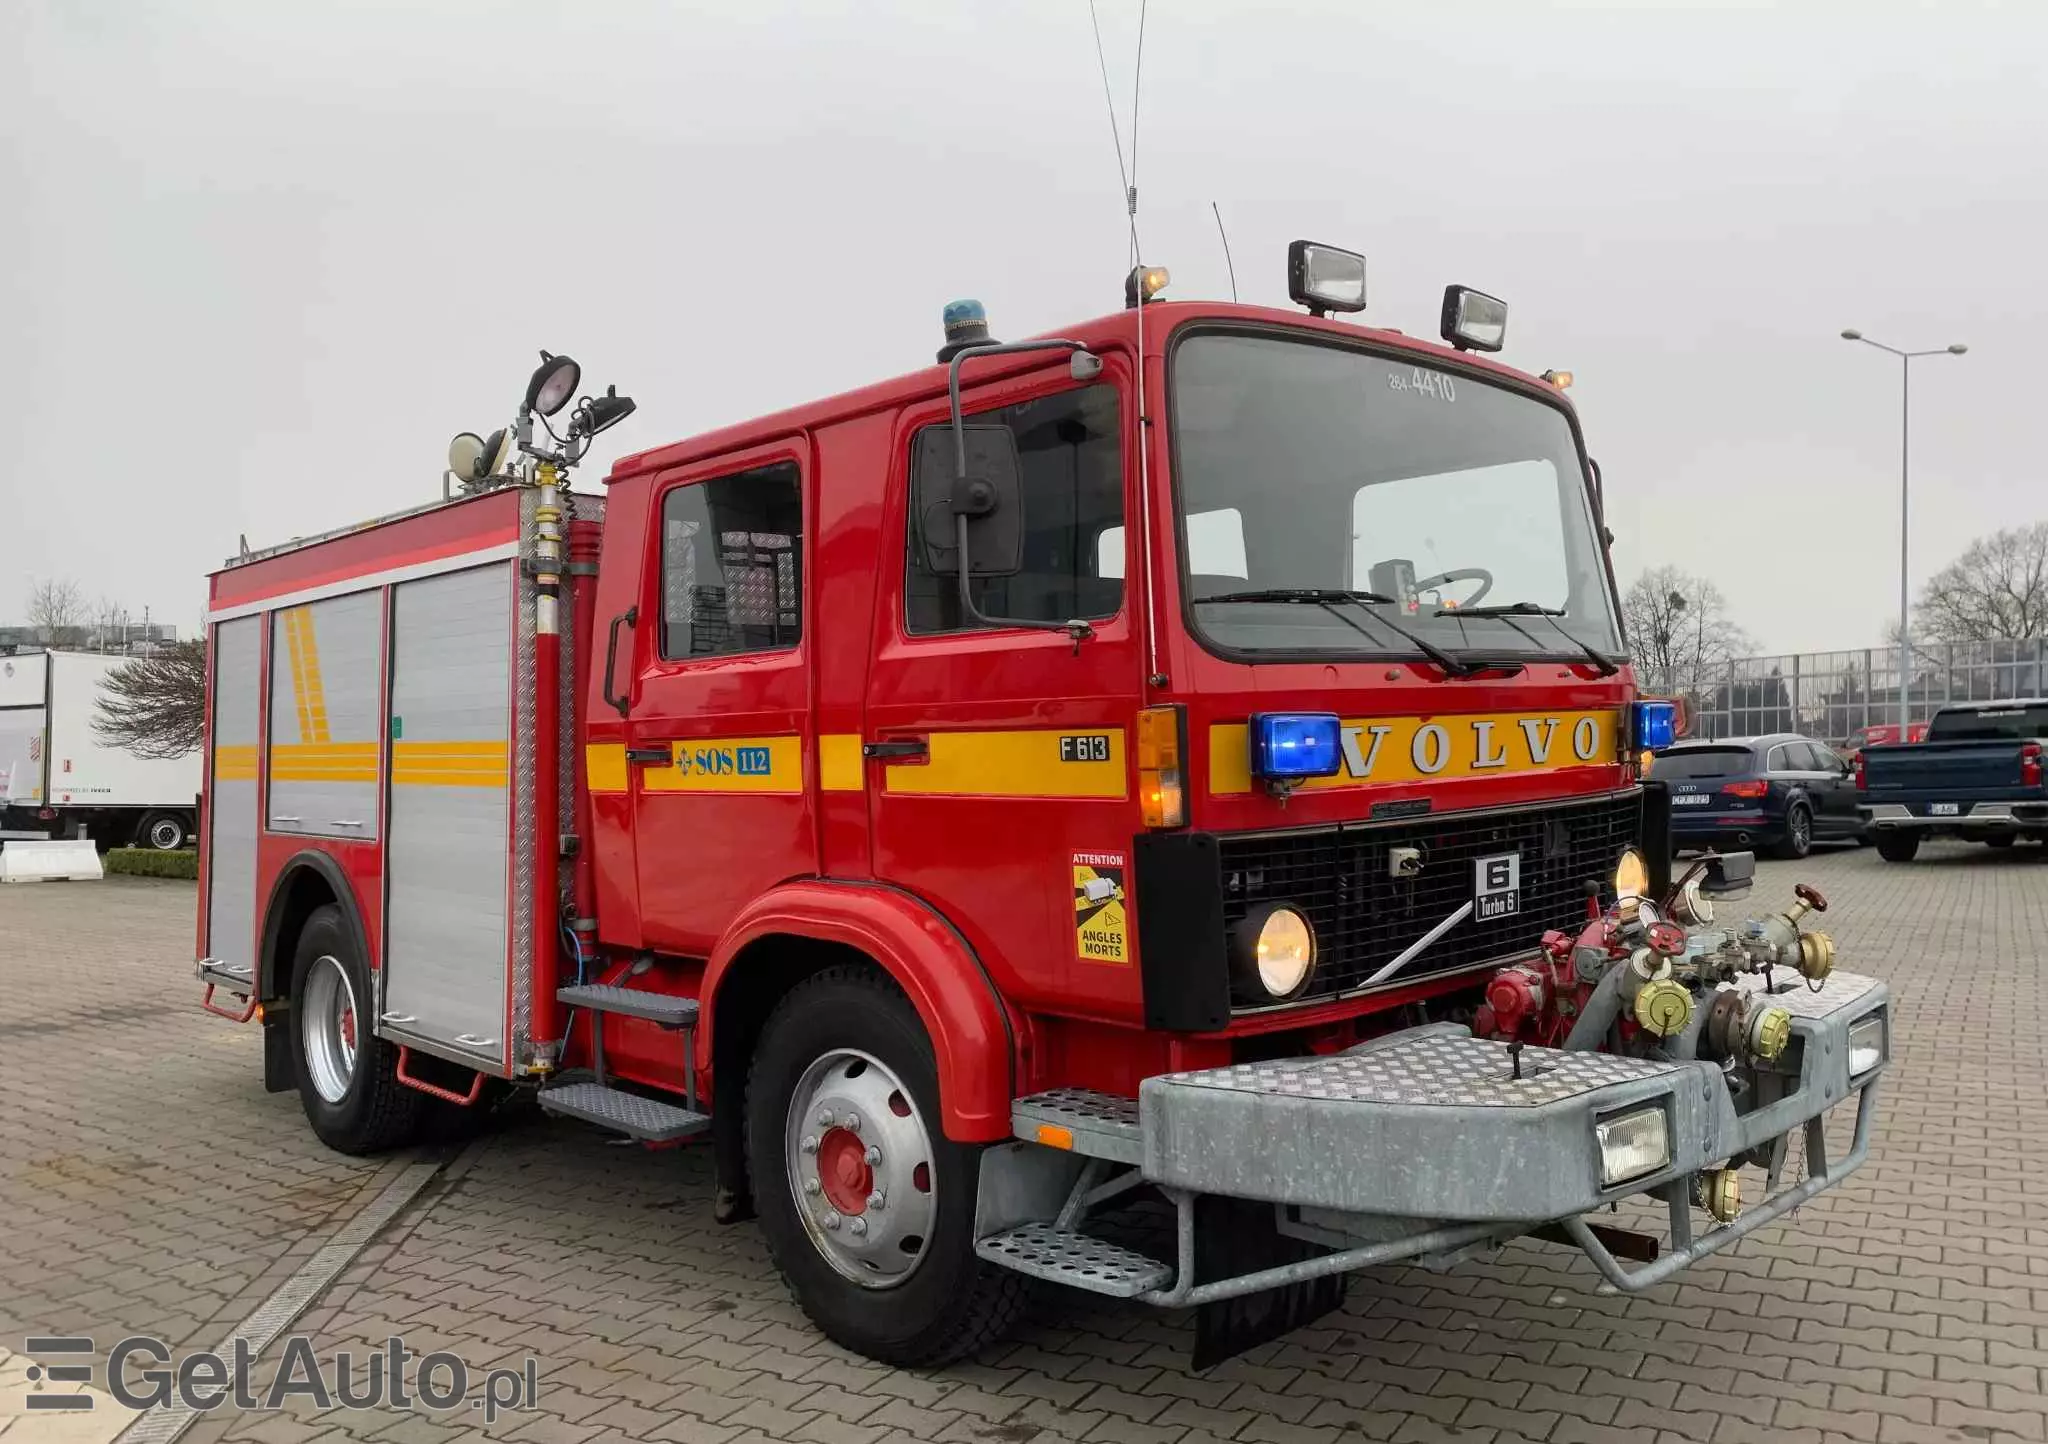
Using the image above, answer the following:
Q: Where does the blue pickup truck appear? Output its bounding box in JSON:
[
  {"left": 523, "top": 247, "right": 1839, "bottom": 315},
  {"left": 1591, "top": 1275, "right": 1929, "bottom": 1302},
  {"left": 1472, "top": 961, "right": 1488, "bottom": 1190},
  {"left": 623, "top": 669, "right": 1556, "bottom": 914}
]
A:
[{"left": 1856, "top": 698, "right": 2048, "bottom": 860}]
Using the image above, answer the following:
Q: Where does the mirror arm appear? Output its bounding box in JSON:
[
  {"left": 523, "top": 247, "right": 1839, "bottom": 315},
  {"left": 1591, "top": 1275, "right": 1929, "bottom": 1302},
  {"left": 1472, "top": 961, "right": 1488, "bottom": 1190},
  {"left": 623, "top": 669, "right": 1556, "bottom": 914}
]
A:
[
  {"left": 943, "top": 338, "right": 1104, "bottom": 650},
  {"left": 947, "top": 339, "right": 1102, "bottom": 489},
  {"left": 953, "top": 515, "right": 1096, "bottom": 648}
]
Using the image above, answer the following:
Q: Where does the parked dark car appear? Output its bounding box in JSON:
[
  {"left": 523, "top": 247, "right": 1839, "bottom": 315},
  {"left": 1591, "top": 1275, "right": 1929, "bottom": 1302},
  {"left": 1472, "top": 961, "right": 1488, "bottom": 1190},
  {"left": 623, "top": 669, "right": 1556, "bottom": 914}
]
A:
[
  {"left": 1856, "top": 698, "right": 2048, "bottom": 861},
  {"left": 1652, "top": 734, "right": 1863, "bottom": 858}
]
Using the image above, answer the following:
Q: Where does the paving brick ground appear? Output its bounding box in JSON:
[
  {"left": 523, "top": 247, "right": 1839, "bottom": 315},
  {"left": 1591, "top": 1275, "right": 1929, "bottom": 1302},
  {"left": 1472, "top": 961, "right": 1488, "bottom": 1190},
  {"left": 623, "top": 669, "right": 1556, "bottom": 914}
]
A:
[{"left": 4, "top": 845, "right": 2046, "bottom": 1443}]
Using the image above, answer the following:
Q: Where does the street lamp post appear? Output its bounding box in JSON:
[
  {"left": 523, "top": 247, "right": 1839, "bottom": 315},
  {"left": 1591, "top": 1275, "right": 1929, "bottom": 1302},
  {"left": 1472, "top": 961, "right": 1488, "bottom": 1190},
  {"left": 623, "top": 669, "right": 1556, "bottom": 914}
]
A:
[{"left": 1840, "top": 329, "right": 1968, "bottom": 735}]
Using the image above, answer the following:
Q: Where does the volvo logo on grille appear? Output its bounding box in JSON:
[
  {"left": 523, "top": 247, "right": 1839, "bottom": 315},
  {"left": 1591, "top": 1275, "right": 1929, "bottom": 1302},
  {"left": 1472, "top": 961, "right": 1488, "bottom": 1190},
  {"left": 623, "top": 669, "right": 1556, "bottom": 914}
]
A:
[{"left": 1474, "top": 852, "right": 1521, "bottom": 920}]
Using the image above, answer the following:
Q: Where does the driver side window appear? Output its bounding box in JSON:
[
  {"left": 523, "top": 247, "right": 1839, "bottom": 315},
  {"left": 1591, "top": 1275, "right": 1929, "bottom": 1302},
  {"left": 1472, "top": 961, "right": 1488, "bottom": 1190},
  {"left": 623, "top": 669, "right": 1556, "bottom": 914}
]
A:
[{"left": 904, "top": 384, "right": 1124, "bottom": 635}]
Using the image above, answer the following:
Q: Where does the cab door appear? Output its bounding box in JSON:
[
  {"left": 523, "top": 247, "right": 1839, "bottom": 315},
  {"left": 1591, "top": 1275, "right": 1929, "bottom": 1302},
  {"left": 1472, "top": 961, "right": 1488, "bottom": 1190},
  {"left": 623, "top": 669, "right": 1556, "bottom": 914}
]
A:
[
  {"left": 864, "top": 359, "right": 1143, "bottom": 1017},
  {"left": 626, "top": 440, "right": 817, "bottom": 956}
]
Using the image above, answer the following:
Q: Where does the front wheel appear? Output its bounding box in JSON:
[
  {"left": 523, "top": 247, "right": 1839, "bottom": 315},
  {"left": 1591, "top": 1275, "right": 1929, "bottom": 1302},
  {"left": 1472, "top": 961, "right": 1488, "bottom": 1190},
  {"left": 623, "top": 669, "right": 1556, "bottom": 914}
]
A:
[
  {"left": 1875, "top": 831, "right": 1922, "bottom": 863},
  {"left": 290, "top": 905, "right": 423, "bottom": 1154},
  {"left": 745, "top": 967, "right": 1027, "bottom": 1366}
]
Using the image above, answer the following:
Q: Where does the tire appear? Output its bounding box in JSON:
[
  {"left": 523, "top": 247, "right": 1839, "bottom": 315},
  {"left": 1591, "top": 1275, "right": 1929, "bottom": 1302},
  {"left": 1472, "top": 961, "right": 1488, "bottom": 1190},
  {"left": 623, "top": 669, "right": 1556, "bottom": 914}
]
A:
[
  {"left": 1776, "top": 803, "right": 1812, "bottom": 860},
  {"left": 289, "top": 905, "right": 423, "bottom": 1154},
  {"left": 137, "top": 812, "right": 188, "bottom": 851},
  {"left": 1875, "top": 831, "right": 1921, "bottom": 863},
  {"left": 1985, "top": 834, "right": 2016, "bottom": 849},
  {"left": 745, "top": 966, "right": 1027, "bottom": 1366}
]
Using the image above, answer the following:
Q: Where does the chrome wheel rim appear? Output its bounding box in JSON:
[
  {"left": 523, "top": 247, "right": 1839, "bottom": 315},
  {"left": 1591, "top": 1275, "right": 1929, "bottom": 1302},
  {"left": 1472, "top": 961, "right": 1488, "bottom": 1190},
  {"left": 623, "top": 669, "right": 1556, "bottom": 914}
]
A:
[
  {"left": 147, "top": 818, "right": 182, "bottom": 850},
  {"left": 1792, "top": 810, "right": 1809, "bottom": 850},
  {"left": 300, "top": 955, "right": 359, "bottom": 1104},
  {"left": 784, "top": 1048, "right": 936, "bottom": 1289}
]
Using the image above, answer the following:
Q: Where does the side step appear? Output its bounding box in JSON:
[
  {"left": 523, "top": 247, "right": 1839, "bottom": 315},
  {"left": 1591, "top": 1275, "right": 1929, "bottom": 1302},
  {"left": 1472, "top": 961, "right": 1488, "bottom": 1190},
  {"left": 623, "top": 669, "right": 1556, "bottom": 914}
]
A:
[
  {"left": 975, "top": 1222, "right": 1171, "bottom": 1298},
  {"left": 556, "top": 984, "right": 699, "bottom": 1028},
  {"left": 1011, "top": 1088, "right": 1142, "bottom": 1164},
  {"left": 537, "top": 1081, "right": 711, "bottom": 1143},
  {"left": 196, "top": 958, "right": 256, "bottom": 992}
]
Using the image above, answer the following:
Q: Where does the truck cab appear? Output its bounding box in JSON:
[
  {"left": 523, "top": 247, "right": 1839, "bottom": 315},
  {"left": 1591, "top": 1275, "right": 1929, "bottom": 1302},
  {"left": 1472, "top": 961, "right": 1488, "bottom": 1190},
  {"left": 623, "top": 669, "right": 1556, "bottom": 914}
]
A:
[{"left": 195, "top": 251, "right": 1888, "bottom": 1369}]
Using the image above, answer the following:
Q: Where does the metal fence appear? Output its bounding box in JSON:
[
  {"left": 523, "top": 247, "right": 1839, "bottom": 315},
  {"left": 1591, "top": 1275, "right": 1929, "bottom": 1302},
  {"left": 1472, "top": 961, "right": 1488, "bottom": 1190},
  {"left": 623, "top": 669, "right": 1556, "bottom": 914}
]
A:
[{"left": 1682, "top": 639, "right": 2048, "bottom": 743}]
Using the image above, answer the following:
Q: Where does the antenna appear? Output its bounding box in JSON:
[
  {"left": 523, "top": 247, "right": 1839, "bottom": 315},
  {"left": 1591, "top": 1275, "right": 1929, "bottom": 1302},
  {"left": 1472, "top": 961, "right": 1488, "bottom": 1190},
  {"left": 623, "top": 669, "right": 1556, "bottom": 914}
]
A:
[
  {"left": 1087, "top": 0, "right": 1160, "bottom": 684},
  {"left": 1212, "top": 201, "right": 1239, "bottom": 302}
]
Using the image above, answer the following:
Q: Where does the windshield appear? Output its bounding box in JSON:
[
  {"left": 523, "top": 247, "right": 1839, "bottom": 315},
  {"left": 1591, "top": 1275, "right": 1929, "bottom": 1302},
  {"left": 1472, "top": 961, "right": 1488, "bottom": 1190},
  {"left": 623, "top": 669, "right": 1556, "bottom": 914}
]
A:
[
  {"left": 1652, "top": 746, "right": 1756, "bottom": 778},
  {"left": 1166, "top": 331, "right": 1621, "bottom": 661},
  {"left": 1927, "top": 704, "right": 2048, "bottom": 741}
]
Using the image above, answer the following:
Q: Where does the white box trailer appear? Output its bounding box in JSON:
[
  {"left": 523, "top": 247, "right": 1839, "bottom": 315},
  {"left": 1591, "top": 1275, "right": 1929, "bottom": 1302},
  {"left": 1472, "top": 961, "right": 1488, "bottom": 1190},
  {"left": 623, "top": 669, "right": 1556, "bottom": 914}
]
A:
[{"left": 0, "top": 651, "right": 202, "bottom": 849}]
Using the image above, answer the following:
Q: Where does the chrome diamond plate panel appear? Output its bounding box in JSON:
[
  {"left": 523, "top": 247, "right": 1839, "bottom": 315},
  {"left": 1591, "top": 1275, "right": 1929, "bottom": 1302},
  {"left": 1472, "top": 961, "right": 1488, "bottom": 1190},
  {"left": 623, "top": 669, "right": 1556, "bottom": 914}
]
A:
[
  {"left": 1733, "top": 969, "right": 1880, "bottom": 1019},
  {"left": 1160, "top": 1032, "right": 1676, "bottom": 1108}
]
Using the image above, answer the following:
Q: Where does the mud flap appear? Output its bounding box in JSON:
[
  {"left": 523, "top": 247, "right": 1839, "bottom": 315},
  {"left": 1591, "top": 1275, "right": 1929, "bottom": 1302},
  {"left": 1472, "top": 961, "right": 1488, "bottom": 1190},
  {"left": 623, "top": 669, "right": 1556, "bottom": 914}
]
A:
[{"left": 1193, "top": 1197, "right": 1344, "bottom": 1370}]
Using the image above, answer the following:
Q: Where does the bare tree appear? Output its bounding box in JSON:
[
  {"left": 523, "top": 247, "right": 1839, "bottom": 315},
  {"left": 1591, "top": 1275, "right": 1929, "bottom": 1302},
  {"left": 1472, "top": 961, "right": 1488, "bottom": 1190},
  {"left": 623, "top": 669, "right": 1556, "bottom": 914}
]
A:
[
  {"left": 1913, "top": 520, "right": 2048, "bottom": 643},
  {"left": 1622, "top": 566, "right": 1756, "bottom": 701},
  {"left": 26, "top": 577, "right": 89, "bottom": 644},
  {"left": 93, "top": 640, "right": 207, "bottom": 759}
]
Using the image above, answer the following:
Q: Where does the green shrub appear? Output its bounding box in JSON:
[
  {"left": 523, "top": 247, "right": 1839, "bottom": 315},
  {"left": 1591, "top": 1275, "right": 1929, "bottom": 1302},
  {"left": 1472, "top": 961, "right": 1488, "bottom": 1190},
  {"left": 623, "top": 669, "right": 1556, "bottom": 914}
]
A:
[{"left": 106, "top": 847, "right": 199, "bottom": 880}]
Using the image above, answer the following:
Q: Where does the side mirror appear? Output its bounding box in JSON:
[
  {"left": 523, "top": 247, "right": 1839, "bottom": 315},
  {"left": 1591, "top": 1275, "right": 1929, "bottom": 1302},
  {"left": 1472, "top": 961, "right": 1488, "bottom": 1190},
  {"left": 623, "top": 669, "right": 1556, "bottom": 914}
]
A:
[{"left": 911, "top": 423, "right": 1025, "bottom": 578}]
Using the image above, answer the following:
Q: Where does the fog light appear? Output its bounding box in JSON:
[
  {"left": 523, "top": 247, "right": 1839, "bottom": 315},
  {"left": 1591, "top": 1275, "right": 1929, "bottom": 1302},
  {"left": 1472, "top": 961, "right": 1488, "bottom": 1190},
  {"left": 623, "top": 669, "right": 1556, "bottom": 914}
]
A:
[
  {"left": 1596, "top": 1107, "right": 1670, "bottom": 1186},
  {"left": 1848, "top": 1013, "right": 1886, "bottom": 1075},
  {"left": 1232, "top": 903, "right": 1316, "bottom": 1001}
]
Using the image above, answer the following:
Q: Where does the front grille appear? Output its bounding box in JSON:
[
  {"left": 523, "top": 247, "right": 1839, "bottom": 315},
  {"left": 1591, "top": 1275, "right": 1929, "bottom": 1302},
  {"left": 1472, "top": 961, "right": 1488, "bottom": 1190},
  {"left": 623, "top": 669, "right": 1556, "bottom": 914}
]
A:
[{"left": 1218, "top": 790, "right": 1641, "bottom": 1004}]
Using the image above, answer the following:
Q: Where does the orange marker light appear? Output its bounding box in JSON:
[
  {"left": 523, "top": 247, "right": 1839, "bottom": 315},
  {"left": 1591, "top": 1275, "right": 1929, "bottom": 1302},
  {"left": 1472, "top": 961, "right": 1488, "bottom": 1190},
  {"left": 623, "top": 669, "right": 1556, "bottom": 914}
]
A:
[{"left": 1137, "top": 705, "right": 1187, "bottom": 828}]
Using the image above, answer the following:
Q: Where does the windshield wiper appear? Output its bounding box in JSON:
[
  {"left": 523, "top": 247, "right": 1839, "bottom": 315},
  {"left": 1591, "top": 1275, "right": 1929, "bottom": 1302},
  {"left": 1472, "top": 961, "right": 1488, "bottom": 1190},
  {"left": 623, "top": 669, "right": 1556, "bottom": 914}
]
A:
[
  {"left": 1200, "top": 588, "right": 1493, "bottom": 678},
  {"left": 1438, "top": 601, "right": 1620, "bottom": 677}
]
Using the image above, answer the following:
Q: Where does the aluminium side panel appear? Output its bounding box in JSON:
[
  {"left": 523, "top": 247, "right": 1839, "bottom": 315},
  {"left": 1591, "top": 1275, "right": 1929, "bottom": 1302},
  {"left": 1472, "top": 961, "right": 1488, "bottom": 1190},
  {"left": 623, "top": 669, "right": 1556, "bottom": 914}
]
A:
[
  {"left": 267, "top": 593, "right": 382, "bottom": 839},
  {"left": 0, "top": 654, "right": 49, "bottom": 807},
  {"left": 206, "top": 617, "right": 262, "bottom": 968},
  {"left": 382, "top": 563, "right": 513, "bottom": 1067},
  {"left": 45, "top": 654, "right": 203, "bottom": 809}
]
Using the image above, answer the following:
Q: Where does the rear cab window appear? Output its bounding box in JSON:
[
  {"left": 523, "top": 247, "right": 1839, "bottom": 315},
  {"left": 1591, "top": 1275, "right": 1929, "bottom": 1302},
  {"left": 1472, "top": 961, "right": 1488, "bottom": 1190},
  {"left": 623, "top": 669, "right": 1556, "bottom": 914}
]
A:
[{"left": 1926, "top": 704, "right": 2048, "bottom": 741}]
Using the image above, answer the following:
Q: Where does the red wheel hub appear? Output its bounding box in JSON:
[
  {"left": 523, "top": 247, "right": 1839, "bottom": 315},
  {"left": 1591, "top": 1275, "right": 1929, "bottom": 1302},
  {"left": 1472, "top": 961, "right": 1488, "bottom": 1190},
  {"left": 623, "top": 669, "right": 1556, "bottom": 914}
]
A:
[
  {"left": 340, "top": 1008, "right": 356, "bottom": 1050},
  {"left": 816, "top": 1127, "right": 872, "bottom": 1214}
]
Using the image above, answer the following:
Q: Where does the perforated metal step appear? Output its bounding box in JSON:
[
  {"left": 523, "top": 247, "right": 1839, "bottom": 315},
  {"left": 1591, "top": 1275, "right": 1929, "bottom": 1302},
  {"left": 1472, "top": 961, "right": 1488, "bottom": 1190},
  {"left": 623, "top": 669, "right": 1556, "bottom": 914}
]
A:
[
  {"left": 537, "top": 1082, "right": 710, "bottom": 1142},
  {"left": 196, "top": 958, "right": 256, "bottom": 992},
  {"left": 556, "top": 984, "right": 700, "bottom": 1028},
  {"left": 1011, "top": 1088, "right": 1142, "bottom": 1164},
  {"left": 975, "top": 1222, "right": 1172, "bottom": 1298}
]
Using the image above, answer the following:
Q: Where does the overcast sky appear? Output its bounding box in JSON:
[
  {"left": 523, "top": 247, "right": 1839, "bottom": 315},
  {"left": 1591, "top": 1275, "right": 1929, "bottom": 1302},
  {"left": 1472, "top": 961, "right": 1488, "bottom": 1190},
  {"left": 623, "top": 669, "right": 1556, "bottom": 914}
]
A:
[{"left": 5, "top": 1, "right": 2041, "bottom": 654}]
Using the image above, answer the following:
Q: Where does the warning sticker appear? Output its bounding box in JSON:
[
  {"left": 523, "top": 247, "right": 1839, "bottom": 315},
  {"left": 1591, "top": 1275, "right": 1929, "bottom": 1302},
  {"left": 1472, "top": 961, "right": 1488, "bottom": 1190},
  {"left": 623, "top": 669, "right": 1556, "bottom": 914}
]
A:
[{"left": 1072, "top": 852, "right": 1129, "bottom": 964}]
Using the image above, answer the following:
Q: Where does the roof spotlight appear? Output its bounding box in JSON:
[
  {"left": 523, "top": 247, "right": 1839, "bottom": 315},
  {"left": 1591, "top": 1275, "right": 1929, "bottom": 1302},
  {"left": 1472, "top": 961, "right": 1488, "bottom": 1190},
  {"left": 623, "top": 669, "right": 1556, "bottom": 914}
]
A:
[
  {"left": 447, "top": 432, "right": 486, "bottom": 480},
  {"left": 525, "top": 351, "right": 582, "bottom": 417}
]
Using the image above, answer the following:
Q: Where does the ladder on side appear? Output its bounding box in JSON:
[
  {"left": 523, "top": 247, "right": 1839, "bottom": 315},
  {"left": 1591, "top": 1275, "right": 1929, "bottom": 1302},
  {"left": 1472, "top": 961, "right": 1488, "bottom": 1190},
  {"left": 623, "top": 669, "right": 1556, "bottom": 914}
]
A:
[{"left": 538, "top": 984, "right": 711, "bottom": 1143}]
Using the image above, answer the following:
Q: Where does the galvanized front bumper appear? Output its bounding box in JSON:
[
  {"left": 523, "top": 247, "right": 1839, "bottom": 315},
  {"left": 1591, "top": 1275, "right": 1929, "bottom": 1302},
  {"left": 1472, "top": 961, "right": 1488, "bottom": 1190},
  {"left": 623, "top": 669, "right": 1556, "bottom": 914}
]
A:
[{"left": 1132, "top": 970, "right": 1888, "bottom": 1292}]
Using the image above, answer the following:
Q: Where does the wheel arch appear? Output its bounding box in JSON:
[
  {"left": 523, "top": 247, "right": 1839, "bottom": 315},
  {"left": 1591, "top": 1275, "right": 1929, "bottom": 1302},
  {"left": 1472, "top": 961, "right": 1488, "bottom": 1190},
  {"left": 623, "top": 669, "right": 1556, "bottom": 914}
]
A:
[
  {"left": 257, "top": 850, "right": 373, "bottom": 1004},
  {"left": 700, "top": 880, "right": 1018, "bottom": 1151}
]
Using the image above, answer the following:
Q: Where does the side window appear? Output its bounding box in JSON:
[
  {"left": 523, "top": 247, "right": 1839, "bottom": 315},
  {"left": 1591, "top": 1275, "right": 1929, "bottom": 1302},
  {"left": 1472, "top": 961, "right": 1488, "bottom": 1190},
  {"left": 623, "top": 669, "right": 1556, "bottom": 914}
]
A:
[
  {"left": 661, "top": 460, "right": 804, "bottom": 660},
  {"left": 906, "top": 384, "right": 1124, "bottom": 635},
  {"left": 1766, "top": 744, "right": 1793, "bottom": 773}
]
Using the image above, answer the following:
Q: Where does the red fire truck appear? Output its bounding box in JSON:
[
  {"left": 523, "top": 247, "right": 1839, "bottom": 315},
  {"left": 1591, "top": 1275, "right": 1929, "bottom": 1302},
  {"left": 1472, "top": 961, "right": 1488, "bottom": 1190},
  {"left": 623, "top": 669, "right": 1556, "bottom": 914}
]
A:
[{"left": 196, "top": 244, "right": 1888, "bottom": 1366}]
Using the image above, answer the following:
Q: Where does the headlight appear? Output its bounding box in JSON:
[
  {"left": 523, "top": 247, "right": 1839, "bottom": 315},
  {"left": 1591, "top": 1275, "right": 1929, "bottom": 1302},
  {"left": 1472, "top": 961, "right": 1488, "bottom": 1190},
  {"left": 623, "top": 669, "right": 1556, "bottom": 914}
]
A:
[
  {"left": 1848, "top": 1013, "right": 1887, "bottom": 1075},
  {"left": 1232, "top": 903, "right": 1316, "bottom": 1000},
  {"left": 1613, "top": 847, "right": 1648, "bottom": 902},
  {"left": 1595, "top": 1106, "right": 1670, "bottom": 1186}
]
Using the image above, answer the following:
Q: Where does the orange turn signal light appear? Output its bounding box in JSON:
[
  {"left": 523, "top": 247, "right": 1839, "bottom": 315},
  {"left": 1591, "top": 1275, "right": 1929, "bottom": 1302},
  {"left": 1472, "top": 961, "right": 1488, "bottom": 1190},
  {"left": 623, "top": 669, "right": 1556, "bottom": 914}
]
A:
[{"left": 1138, "top": 705, "right": 1187, "bottom": 828}]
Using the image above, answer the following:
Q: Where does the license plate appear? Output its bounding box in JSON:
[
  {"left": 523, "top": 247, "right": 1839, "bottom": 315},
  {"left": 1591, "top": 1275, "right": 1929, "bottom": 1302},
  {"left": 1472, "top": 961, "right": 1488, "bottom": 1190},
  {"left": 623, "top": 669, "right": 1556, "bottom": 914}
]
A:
[
  {"left": 1929, "top": 802, "right": 1960, "bottom": 816},
  {"left": 1674, "top": 794, "right": 1712, "bottom": 806}
]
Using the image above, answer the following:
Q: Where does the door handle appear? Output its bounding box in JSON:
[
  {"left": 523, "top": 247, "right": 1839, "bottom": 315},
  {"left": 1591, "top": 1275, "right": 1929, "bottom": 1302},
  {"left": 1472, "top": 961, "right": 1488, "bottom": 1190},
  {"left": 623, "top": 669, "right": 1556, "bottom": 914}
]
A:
[
  {"left": 863, "top": 739, "right": 930, "bottom": 762},
  {"left": 626, "top": 747, "right": 672, "bottom": 766},
  {"left": 603, "top": 606, "right": 638, "bottom": 718}
]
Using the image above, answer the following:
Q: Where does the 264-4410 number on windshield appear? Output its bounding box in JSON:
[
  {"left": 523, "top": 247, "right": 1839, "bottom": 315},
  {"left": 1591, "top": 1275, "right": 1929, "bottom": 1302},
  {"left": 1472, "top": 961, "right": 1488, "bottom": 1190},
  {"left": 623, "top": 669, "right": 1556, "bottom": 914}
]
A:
[{"left": 1387, "top": 368, "right": 1457, "bottom": 402}]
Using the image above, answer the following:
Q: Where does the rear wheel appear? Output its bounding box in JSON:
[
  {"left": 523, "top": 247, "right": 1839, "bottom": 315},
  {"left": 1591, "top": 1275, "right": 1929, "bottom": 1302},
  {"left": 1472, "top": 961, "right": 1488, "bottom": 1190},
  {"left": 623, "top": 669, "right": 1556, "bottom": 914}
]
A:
[
  {"left": 1875, "top": 831, "right": 1921, "bottom": 863},
  {"left": 137, "top": 812, "right": 189, "bottom": 851},
  {"left": 1985, "top": 834, "right": 2016, "bottom": 849},
  {"left": 290, "top": 905, "right": 423, "bottom": 1154},
  {"left": 1777, "top": 803, "right": 1812, "bottom": 859},
  {"left": 745, "top": 967, "right": 1026, "bottom": 1366}
]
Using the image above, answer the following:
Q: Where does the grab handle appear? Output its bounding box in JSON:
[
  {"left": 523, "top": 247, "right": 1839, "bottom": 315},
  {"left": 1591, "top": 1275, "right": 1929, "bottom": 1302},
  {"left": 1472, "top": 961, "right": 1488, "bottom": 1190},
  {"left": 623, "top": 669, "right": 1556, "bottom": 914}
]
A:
[{"left": 603, "top": 606, "right": 638, "bottom": 717}]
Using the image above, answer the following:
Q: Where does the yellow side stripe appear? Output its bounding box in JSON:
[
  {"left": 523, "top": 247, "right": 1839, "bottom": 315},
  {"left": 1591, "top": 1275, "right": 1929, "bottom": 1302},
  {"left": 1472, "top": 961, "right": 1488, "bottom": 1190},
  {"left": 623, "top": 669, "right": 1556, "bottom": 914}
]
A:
[
  {"left": 882, "top": 729, "right": 1125, "bottom": 800},
  {"left": 819, "top": 733, "right": 864, "bottom": 792},
  {"left": 215, "top": 744, "right": 258, "bottom": 782}
]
